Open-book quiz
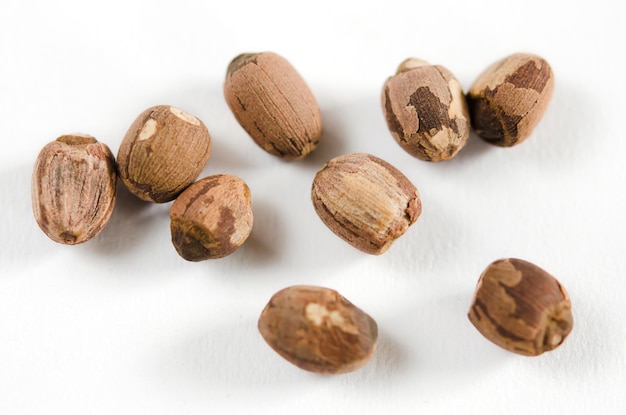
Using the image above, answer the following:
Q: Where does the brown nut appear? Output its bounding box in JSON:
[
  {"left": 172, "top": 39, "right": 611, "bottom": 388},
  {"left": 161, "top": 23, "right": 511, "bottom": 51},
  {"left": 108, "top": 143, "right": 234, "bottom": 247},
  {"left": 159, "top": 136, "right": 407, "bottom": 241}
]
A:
[
  {"left": 382, "top": 58, "right": 471, "bottom": 161},
  {"left": 468, "top": 258, "right": 573, "bottom": 356},
  {"left": 117, "top": 105, "right": 212, "bottom": 203},
  {"left": 311, "top": 153, "right": 421, "bottom": 255},
  {"left": 258, "top": 285, "right": 378, "bottom": 374},
  {"left": 31, "top": 134, "right": 117, "bottom": 244},
  {"left": 467, "top": 53, "right": 555, "bottom": 147},
  {"left": 224, "top": 51, "right": 322, "bottom": 160},
  {"left": 170, "top": 174, "right": 253, "bottom": 261}
]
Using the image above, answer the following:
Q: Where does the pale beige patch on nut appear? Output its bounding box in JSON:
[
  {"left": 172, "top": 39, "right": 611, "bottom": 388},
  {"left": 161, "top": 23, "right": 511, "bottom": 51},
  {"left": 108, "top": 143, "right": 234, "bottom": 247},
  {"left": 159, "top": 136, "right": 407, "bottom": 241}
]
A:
[
  {"left": 396, "top": 58, "right": 430, "bottom": 73},
  {"left": 492, "top": 84, "right": 540, "bottom": 116},
  {"left": 305, "top": 303, "right": 360, "bottom": 335},
  {"left": 169, "top": 106, "right": 201, "bottom": 126},
  {"left": 138, "top": 119, "right": 158, "bottom": 141}
]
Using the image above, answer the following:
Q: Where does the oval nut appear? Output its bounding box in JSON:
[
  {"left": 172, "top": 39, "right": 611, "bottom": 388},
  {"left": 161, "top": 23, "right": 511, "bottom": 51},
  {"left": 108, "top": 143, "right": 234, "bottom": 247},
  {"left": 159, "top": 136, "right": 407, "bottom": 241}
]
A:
[
  {"left": 224, "top": 51, "right": 323, "bottom": 160},
  {"left": 258, "top": 285, "right": 378, "bottom": 374}
]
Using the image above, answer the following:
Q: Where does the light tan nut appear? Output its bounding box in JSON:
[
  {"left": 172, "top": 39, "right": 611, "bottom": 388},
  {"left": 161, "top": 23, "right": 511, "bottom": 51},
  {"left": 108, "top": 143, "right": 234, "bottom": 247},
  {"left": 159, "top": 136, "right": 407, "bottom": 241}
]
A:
[
  {"left": 467, "top": 53, "right": 554, "bottom": 147},
  {"left": 170, "top": 174, "right": 253, "bottom": 261},
  {"left": 31, "top": 134, "right": 117, "bottom": 244},
  {"left": 258, "top": 285, "right": 378, "bottom": 374},
  {"left": 382, "top": 58, "right": 471, "bottom": 161},
  {"left": 311, "top": 153, "right": 421, "bottom": 255},
  {"left": 117, "top": 105, "right": 212, "bottom": 203},
  {"left": 468, "top": 258, "right": 573, "bottom": 356},
  {"left": 224, "top": 51, "right": 322, "bottom": 160}
]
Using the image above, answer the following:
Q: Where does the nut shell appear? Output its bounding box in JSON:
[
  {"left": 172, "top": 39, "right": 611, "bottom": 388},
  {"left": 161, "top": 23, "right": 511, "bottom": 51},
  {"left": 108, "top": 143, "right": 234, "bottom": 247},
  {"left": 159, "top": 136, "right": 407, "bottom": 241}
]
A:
[
  {"left": 31, "top": 134, "right": 117, "bottom": 244},
  {"left": 467, "top": 53, "right": 554, "bottom": 147},
  {"left": 170, "top": 174, "right": 253, "bottom": 261},
  {"left": 258, "top": 285, "right": 378, "bottom": 374},
  {"left": 468, "top": 258, "right": 573, "bottom": 356},
  {"left": 311, "top": 153, "right": 421, "bottom": 255},
  {"left": 382, "top": 58, "right": 471, "bottom": 161},
  {"left": 117, "top": 105, "right": 212, "bottom": 203},
  {"left": 224, "top": 52, "right": 322, "bottom": 160}
]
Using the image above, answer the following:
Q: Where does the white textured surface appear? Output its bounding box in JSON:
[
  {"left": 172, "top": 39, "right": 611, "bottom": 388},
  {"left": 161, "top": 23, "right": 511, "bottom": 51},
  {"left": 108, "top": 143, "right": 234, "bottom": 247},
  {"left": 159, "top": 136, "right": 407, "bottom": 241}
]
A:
[{"left": 1, "top": 1, "right": 624, "bottom": 413}]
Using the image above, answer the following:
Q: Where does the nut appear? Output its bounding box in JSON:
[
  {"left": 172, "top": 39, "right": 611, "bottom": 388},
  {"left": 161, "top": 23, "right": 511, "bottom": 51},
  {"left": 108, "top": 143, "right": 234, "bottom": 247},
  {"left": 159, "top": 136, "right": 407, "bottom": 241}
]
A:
[
  {"left": 382, "top": 58, "right": 471, "bottom": 161},
  {"left": 224, "top": 51, "right": 322, "bottom": 160},
  {"left": 31, "top": 134, "right": 117, "bottom": 244},
  {"left": 170, "top": 174, "right": 253, "bottom": 261},
  {"left": 467, "top": 53, "right": 554, "bottom": 147},
  {"left": 311, "top": 153, "right": 421, "bottom": 255},
  {"left": 117, "top": 105, "right": 212, "bottom": 203},
  {"left": 468, "top": 258, "right": 573, "bottom": 356},
  {"left": 258, "top": 285, "right": 378, "bottom": 374}
]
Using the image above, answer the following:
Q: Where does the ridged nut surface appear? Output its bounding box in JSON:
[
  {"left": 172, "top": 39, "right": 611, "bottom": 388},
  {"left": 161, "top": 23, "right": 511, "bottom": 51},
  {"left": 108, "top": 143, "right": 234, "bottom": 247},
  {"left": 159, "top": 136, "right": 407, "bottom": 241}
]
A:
[
  {"left": 311, "top": 153, "right": 421, "bottom": 255},
  {"left": 31, "top": 134, "right": 117, "bottom": 244},
  {"left": 224, "top": 52, "right": 322, "bottom": 160},
  {"left": 117, "top": 105, "right": 212, "bottom": 203}
]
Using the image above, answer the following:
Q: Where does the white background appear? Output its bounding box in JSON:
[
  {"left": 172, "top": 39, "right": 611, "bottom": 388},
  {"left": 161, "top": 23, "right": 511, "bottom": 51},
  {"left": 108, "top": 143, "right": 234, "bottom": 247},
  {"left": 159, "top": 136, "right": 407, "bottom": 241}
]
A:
[{"left": 1, "top": 0, "right": 624, "bottom": 413}]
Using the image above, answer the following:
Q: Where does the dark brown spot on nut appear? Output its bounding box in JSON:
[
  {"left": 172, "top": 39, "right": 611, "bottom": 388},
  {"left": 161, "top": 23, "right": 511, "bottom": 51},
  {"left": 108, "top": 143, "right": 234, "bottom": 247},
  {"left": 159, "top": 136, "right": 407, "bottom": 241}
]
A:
[
  {"left": 169, "top": 174, "right": 253, "bottom": 261},
  {"left": 381, "top": 60, "right": 470, "bottom": 161},
  {"left": 467, "top": 53, "right": 555, "bottom": 147},
  {"left": 468, "top": 258, "right": 573, "bottom": 356}
]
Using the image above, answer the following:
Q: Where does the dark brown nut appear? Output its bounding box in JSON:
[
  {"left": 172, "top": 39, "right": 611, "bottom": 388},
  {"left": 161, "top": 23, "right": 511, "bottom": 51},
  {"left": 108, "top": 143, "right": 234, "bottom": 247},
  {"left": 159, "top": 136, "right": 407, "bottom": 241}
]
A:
[
  {"left": 170, "top": 174, "right": 253, "bottom": 261},
  {"left": 31, "top": 134, "right": 117, "bottom": 245},
  {"left": 382, "top": 58, "right": 471, "bottom": 161},
  {"left": 468, "top": 258, "right": 573, "bottom": 356},
  {"left": 258, "top": 285, "right": 378, "bottom": 374},
  {"left": 117, "top": 105, "right": 212, "bottom": 203},
  {"left": 467, "top": 53, "right": 555, "bottom": 147},
  {"left": 311, "top": 153, "right": 421, "bottom": 255},
  {"left": 224, "top": 51, "right": 322, "bottom": 160}
]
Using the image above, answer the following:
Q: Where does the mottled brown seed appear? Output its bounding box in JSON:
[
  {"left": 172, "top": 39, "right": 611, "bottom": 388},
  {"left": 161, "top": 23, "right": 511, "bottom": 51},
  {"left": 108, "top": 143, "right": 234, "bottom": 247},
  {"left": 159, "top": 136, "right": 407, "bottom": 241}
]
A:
[
  {"left": 31, "top": 134, "right": 117, "bottom": 244},
  {"left": 258, "top": 285, "right": 378, "bottom": 374},
  {"left": 467, "top": 53, "right": 554, "bottom": 147},
  {"left": 117, "top": 105, "right": 212, "bottom": 203},
  {"left": 170, "top": 174, "right": 253, "bottom": 261},
  {"left": 468, "top": 258, "right": 573, "bottom": 356},
  {"left": 382, "top": 58, "right": 471, "bottom": 161},
  {"left": 311, "top": 153, "right": 421, "bottom": 255},
  {"left": 224, "top": 51, "right": 322, "bottom": 160}
]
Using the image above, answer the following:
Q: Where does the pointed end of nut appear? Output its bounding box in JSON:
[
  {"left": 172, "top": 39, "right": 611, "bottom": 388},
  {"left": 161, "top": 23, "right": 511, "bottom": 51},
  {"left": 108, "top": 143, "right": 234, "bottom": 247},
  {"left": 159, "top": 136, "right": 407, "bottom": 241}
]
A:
[
  {"left": 227, "top": 53, "right": 260, "bottom": 76},
  {"left": 396, "top": 58, "right": 430, "bottom": 74}
]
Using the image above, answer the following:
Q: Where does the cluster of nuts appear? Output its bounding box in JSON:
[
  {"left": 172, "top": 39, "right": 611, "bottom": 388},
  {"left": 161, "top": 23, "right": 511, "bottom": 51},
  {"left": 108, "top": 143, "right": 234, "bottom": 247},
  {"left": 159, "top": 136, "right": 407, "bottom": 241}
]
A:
[{"left": 31, "top": 50, "right": 572, "bottom": 374}]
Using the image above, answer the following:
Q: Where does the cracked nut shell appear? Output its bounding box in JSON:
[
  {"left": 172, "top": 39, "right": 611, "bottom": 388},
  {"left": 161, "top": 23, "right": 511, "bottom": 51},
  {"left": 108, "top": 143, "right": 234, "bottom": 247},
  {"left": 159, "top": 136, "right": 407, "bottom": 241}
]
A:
[
  {"left": 467, "top": 53, "right": 554, "bottom": 147},
  {"left": 382, "top": 58, "right": 471, "bottom": 161},
  {"left": 31, "top": 134, "right": 117, "bottom": 244},
  {"left": 117, "top": 105, "right": 212, "bottom": 203},
  {"left": 468, "top": 258, "right": 573, "bottom": 356},
  {"left": 311, "top": 153, "right": 421, "bottom": 255},
  {"left": 224, "top": 51, "right": 322, "bottom": 160},
  {"left": 170, "top": 174, "right": 253, "bottom": 261},
  {"left": 258, "top": 285, "right": 378, "bottom": 374}
]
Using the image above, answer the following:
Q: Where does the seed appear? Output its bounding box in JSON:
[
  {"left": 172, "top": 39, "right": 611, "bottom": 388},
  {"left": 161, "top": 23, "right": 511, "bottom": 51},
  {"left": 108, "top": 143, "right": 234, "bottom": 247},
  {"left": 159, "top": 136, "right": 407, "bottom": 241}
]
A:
[
  {"left": 382, "top": 58, "right": 471, "bottom": 161},
  {"left": 311, "top": 153, "right": 421, "bottom": 254},
  {"left": 467, "top": 53, "right": 555, "bottom": 147},
  {"left": 117, "top": 105, "right": 212, "bottom": 203},
  {"left": 31, "top": 134, "right": 117, "bottom": 244},
  {"left": 468, "top": 258, "right": 573, "bottom": 356},
  {"left": 224, "top": 52, "right": 322, "bottom": 160},
  {"left": 170, "top": 174, "right": 253, "bottom": 261},
  {"left": 258, "top": 285, "right": 378, "bottom": 374}
]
